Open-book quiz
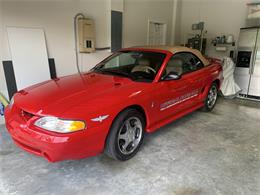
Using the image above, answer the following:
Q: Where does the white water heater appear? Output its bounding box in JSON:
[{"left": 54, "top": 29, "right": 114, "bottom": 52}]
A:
[{"left": 78, "top": 18, "right": 95, "bottom": 53}]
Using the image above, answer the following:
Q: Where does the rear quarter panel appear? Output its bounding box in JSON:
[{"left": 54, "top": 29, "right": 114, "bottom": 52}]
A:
[{"left": 199, "top": 61, "right": 223, "bottom": 101}]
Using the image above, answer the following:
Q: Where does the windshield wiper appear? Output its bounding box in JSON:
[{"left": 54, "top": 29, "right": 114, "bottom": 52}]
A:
[{"left": 95, "top": 69, "right": 133, "bottom": 80}]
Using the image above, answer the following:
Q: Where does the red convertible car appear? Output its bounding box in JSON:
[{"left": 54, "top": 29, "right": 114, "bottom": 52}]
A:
[{"left": 5, "top": 46, "right": 223, "bottom": 162}]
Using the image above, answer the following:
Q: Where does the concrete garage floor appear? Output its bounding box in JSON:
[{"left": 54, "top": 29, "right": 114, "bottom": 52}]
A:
[{"left": 0, "top": 98, "right": 259, "bottom": 195}]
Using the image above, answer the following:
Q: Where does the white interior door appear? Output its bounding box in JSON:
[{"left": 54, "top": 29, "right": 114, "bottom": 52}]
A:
[
  {"left": 7, "top": 27, "right": 50, "bottom": 90},
  {"left": 148, "top": 21, "right": 167, "bottom": 45}
]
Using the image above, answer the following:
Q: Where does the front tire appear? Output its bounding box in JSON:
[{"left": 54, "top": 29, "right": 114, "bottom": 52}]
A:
[
  {"left": 105, "top": 109, "right": 145, "bottom": 161},
  {"left": 202, "top": 83, "right": 218, "bottom": 112}
]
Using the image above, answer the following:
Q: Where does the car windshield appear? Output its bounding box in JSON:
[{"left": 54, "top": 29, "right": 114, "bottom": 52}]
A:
[{"left": 92, "top": 51, "right": 166, "bottom": 82}]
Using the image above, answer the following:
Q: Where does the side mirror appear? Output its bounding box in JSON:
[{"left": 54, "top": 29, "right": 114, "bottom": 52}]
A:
[{"left": 162, "top": 71, "right": 181, "bottom": 81}]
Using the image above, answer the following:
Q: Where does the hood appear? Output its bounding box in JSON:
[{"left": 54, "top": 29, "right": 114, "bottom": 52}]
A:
[{"left": 14, "top": 72, "right": 145, "bottom": 116}]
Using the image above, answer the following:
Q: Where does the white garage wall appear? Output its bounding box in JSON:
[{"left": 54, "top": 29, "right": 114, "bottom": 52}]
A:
[
  {"left": 0, "top": 0, "right": 6, "bottom": 124},
  {"left": 111, "top": 0, "right": 124, "bottom": 12},
  {"left": 178, "top": 0, "right": 248, "bottom": 58},
  {"left": 123, "top": 0, "right": 174, "bottom": 47},
  {"left": 0, "top": 1, "right": 3, "bottom": 63},
  {"left": 0, "top": 0, "right": 6, "bottom": 98},
  {"left": 0, "top": 1, "right": 5, "bottom": 97},
  {"left": 2, "top": 0, "right": 111, "bottom": 77},
  {"left": 1, "top": 0, "right": 177, "bottom": 82}
]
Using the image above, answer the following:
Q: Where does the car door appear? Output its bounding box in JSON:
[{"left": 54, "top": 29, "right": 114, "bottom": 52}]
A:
[
  {"left": 151, "top": 54, "right": 195, "bottom": 124},
  {"left": 179, "top": 52, "right": 208, "bottom": 102}
]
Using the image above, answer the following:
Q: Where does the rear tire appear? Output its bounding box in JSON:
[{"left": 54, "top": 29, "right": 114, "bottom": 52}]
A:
[
  {"left": 201, "top": 83, "right": 218, "bottom": 112},
  {"left": 105, "top": 109, "right": 145, "bottom": 161}
]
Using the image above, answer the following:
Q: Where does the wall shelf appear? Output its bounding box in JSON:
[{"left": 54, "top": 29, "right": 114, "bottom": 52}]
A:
[{"left": 213, "top": 42, "right": 235, "bottom": 47}]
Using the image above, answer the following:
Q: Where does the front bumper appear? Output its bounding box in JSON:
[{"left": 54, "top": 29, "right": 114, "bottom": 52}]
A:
[{"left": 4, "top": 105, "right": 108, "bottom": 162}]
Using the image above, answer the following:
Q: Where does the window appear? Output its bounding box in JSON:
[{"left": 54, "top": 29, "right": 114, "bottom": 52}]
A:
[
  {"left": 104, "top": 52, "right": 136, "bottom": 68},
  {"left": 163, "top": 52, "right": 204, "bottom": 77},
  {"left": 93, "top": 51, "right": 166, "bottom": 82}
]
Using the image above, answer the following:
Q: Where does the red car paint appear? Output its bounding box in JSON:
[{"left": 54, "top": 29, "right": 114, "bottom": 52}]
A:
[{"left": 4, "top": 47, "right": 223, "bottom": 162}]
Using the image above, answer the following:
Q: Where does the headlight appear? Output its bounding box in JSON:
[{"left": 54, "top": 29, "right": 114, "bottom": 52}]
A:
[{"left": 34, "top": 117, "right": 86, "bottom": 133}]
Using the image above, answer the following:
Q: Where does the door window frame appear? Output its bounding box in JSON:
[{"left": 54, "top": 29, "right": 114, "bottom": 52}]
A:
[{"left": 160, "top": 51, "right": 205, "bottom": 81}]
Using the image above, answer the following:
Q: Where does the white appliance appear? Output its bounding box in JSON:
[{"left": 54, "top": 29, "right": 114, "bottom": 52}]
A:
[{"left": 234, "top": 27, "right": 260, "bottom": 98}]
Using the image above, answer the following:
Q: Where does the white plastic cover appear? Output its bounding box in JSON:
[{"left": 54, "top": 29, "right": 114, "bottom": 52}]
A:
[{"left": 220, "top": 57, "right": 241, "bottom": 98}]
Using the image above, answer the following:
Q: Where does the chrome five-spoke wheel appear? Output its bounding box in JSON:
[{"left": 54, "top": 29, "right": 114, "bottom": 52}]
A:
[
  {"left": 207, "top": 84, "right": 218, "bottom": 109},
  {"left": 105, "top": 109, "right": 145, "bottom": 161},
  {"left": 202, "top": 82, "right": 218, "bottom": 112},
  {"left": 118, "top": 117, "right": 143, "bottom": 155}
]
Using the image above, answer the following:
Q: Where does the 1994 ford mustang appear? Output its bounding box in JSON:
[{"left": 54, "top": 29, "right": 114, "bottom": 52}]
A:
[{"left": 5, "top": 46, "right": 223, "bottom": 162}]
